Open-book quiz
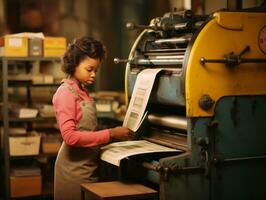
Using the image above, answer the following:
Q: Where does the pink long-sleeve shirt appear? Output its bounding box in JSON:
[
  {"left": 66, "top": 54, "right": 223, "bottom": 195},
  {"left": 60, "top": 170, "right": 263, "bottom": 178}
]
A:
[{"left": 52, "top": 78, "right": 111, "bottom": 147}]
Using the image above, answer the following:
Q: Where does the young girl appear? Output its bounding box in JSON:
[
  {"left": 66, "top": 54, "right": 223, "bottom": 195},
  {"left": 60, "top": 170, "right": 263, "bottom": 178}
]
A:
[{"left": 52, "top": 36, "right": 131, "bottom": 200}]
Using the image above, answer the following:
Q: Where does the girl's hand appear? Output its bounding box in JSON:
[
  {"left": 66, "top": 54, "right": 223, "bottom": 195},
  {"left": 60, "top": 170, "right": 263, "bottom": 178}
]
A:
[{"left": 109, "top": 126, "right": 133, "bottom": 141}]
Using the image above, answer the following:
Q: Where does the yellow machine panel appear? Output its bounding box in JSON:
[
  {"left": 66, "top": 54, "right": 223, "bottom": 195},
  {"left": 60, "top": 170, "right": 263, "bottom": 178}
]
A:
[{"left": 186, "top": 12, "right": 266, "bottom": 117}]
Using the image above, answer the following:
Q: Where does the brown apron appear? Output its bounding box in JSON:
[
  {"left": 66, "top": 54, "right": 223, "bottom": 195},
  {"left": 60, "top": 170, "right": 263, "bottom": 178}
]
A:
[{"left": 54, "top": 83, "right": 100, "bottom": 200}]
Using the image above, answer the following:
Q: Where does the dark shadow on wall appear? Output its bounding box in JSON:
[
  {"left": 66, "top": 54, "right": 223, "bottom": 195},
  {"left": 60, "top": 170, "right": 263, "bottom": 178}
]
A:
[
  {"left": 91, "top": 0, "right": 171, "bottom": 91},
  {"left": 6, "top": 0, "right": 59, "bottom": 35}
]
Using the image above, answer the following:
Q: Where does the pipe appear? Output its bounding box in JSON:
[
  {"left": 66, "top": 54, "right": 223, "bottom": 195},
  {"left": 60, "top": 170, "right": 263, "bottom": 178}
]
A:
[{"left": 148, "top": 114, "right": 187, "bottom": 130}]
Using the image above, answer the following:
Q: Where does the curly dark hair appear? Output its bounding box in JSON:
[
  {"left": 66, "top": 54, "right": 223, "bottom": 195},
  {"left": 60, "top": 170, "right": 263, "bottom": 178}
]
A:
[{"left": 61, "top": 36, "right": 106, "bottom": 75}]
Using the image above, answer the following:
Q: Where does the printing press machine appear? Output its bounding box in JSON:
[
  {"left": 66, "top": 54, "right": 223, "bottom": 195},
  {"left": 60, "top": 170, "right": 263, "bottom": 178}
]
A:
[{"left": 111, "top": 6, "right": 266, "bottom": 200}]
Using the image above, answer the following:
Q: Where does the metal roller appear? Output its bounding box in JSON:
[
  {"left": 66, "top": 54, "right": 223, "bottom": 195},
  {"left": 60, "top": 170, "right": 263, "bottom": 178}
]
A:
[
  {"left": 148, "top": 114, "right": 187, "bottom": 131},
  {"left": 149, "top": 55, "right": 185, "bottom": 60},
  {"left": 154, "top": 37, "right": 190, "bottom": 45},
  {"left": 114, "top": 55, "right": 185, "bottom": 65},
  {"left": 131, "top": 58, "right": 184, "bottom": 65}
]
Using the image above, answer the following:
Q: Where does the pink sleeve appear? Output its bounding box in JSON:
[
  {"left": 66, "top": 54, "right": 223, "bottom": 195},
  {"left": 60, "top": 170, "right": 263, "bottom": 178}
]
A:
[{"left": 52, "top": 87, "right": 111, "bottom": 147}]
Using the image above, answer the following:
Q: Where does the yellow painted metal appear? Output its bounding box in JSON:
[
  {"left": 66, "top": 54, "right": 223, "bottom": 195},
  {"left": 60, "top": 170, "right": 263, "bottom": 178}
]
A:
[{"left": 185, "top": 11, "right": 266, "bottom": 117}]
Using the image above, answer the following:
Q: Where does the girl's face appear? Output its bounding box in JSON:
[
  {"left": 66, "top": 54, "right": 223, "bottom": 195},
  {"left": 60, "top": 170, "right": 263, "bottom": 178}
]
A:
[{"left": 73, "top": 56, "right": 100, "bottom": 85}]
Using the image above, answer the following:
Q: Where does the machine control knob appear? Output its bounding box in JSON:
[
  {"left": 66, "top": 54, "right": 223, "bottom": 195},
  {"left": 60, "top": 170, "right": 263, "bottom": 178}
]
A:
[
  {"left": 196, "top": 137, "right": 209, "bottom": 147},
  {"left": 199, "top": 95, "right": 215, "bottom": 111},
  {"left": 183, "top": 10, "right": 194, "bottom": 19},
  {"left": 126, "top": 22, "right": 136, "bottom": 30}
]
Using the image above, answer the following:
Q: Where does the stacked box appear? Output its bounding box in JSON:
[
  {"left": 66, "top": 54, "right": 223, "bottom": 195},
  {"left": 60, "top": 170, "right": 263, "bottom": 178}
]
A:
[
  {"left": 42, "top": 134, "right": 62, "bottom": 154},
  {"left": 43, "top": 37, "right": 66, "bottom": 57},
  {"left": 0, "top": 34, "right": 66, "bottom": 57},
  {"left": 29, "top": 38, "right": 43, "bottom": 56},
  {"left": 0, "top": 36, "right": 28, "bottom": 57},
  {"left": 9, "top": 134, "right": 41, "bottom": 156},
  {"left": 10, "top": 175, "right": 42, "bottom": 197}
]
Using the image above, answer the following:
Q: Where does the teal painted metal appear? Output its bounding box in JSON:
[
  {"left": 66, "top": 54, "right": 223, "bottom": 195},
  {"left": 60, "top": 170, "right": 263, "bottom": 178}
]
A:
[
  {"left": 159, "top": 96, "right": 266, "bottom": 200},
  {"left": 213, "top": 96, "right": 266, "bottom": 157},
  {"left": 128, "top": 72, "right": 185, "bottom": 106},
  {"left": 211, "top": 96, "right": 266, "bottom": 200},
  {"left": 159, "top": 117, "right": 210, "bottom": 200}
]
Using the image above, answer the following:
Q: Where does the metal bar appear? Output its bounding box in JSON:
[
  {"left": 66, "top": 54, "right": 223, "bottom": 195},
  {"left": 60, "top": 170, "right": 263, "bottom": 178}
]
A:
[
  {"left": 148, "top": 114, "right": 187, "bottom": 131},
  {"left": 148, "top": 55, "right": 185, "bottom": 60},
  {"left": 222, "top": 155, "right": 266, "bottom": 163},
  {"left": 142, "top": 48, "right": 187, "bottom": 53},
  {"left": 240, "top": 58, "right": 266, "bottom": 63},
  {"left": 200, "top": 57, "right": 266, "bottom": 66},
  {"left": 143, "top": 52, "right": 185, "bottom": 56},
  {"left": 142, "top": 161, "right": 204, "bottom": 173},
  {"left": 200, "top": 57, "right": 227, "bottom": 65},
  {"left": 173, "top": 22, "right": 189, "bottom": 30},
  {"left": 2, "top": 58, "right": 10, "bottom": 199},
  {"left": 131, "top": 59, "right": 184, "bottom": 65},
  {"left": 154, "top": 38, "right": 190, "bottom": 45},
  {"left": 126, "top": 22, "right": 156, "bottom": 31},
  {"left": 143, "top": 137, "right": 184, "bottom": 150}
]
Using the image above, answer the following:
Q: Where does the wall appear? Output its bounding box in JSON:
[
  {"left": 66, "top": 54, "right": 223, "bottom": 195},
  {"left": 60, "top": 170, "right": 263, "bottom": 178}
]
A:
[
  {"left": 0, "top": 0, "right": 5, "bottom": 35},
  {"left": 58, "top": 0, "right": 171, "bottom": 91},
  {"left": 2, "top": 0, "right": 265, "bottom": 91}
]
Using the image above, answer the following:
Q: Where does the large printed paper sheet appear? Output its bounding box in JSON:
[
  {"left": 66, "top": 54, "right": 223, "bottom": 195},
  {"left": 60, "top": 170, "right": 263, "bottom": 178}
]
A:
[
  {"left": 100, "top": 68, "right": 182, "bottom": 166},
  {"left": 100, "top": 140, "right": 181, "bottom": 166},
  {"left": 123, "top": 68, "right": 163, "bottom": 132}
]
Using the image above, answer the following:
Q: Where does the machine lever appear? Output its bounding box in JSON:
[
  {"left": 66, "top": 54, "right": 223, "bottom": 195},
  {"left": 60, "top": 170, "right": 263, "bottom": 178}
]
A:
[
  {"left": 239, "top": 45, "right": 250, "bottom": 57},
  {"left": 200, "top": 56, "right": 266, "bottom": 67},
  {"left": 200, "top": 46, "right": 266, "bottom": 67},
  {"left": 126, "top": 22, "right": 157, "bottom": 31},
  {"left": 113, "top": 58, "right": 130, "bottom": 64}
]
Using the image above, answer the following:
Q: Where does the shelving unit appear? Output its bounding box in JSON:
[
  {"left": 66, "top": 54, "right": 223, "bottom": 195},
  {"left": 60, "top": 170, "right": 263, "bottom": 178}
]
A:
[{"left": 1, "top": 56, "right": 61, "bottom": 199}]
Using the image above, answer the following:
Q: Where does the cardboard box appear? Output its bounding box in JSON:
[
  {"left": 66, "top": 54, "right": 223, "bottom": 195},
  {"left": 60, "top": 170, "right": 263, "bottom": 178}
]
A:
[
  {"left": 10, "top": 175, "right": 42, "bottom": 197},
  {"left": 42, "top": 134, "right": 62, "bottom": 153},
  {"left": 43, "top": 37, "right": 66, "bottom": 57},
  {"left": 18, "top": 108, "right": 39, "bottom": 118},
  {"left": 0, "top": 36, "right": 28, "bottom": 57},
  {"left": 42, "top": 142, "right": 61, "bottom": 153},
  {"left": 32, "top": 74, "right": 54, "bottom": 84},
  {"left": 29, "top": 38, "right": 43, "bottom": 56},
  {"left": 9, "top": 134, "right": 41, "bottom": 156}
]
